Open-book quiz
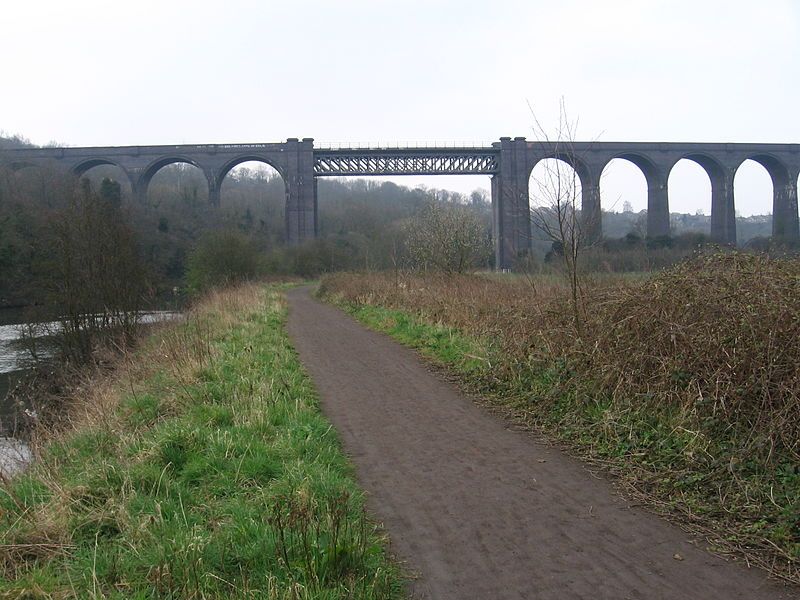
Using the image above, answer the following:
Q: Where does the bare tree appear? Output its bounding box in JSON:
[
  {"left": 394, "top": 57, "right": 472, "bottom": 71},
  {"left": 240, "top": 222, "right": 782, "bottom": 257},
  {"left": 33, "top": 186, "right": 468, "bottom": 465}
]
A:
[{"left": 528, "top": 100, "right": 592, "bottom": 334}]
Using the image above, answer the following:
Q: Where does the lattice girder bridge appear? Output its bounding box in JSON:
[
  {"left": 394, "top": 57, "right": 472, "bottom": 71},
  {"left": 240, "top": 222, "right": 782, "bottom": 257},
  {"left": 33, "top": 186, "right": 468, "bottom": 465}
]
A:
[{"left": 313, "top": 148, "right": 498, "bottom": 176}]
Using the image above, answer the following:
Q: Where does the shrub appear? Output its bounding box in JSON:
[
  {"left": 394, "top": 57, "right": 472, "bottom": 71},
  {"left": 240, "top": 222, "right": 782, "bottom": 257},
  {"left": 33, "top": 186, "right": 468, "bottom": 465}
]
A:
[{"left": 404, "top": 201, "right": 491, "bottom": 273}]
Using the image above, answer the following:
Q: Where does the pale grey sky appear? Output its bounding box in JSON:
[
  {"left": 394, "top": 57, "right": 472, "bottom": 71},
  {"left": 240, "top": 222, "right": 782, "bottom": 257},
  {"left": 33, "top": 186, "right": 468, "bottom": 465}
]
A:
[{"left": 1, "top": 0, "right": 798, "bottom": 215}]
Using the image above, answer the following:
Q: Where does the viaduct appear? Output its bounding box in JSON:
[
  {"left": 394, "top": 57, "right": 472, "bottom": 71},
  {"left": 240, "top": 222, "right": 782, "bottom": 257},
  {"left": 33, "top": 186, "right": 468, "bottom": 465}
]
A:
[{"left": 1, "top": 138, "right": 798, "bottom": 269}]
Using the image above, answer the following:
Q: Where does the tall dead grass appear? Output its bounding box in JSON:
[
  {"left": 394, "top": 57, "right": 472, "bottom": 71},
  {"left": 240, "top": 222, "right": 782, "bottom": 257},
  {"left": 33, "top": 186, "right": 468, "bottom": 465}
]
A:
[{"left": 586, "top": 254, "right": 800, "bottom": 460}]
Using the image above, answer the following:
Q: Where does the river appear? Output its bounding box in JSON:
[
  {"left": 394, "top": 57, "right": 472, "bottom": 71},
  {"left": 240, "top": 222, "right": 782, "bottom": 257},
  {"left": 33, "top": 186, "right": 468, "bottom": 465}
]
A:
[
  {"left": 0, "top": 308, "right": 179, "bottom": 476},
  {"left": 0, "top": 308, "right": 51, "bottom": 428}
]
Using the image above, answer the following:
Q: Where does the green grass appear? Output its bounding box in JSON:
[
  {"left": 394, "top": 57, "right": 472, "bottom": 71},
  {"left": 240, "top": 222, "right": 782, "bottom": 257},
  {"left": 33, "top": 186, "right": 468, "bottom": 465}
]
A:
[
  {"left": 0, "top": 286, "right": 404, "bottom": 599},
  {"left": 352, "top": 306, "right": 492, "bottom": 378}
]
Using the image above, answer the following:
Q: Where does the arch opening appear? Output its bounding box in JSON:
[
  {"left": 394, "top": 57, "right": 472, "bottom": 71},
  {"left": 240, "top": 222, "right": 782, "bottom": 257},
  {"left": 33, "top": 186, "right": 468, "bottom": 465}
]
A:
[
  {"left": 668, "top": 158, "right": 713, "bottom": 236},
  {"left": 219, "top": 160, "right": 286, "bottom": 246},
  {"left": 599, "top": 158, "right": 648, "bottom": 238},
  {"left": 534, "top": 152, "right": 591, "bottom": 187},
  {"left": 145, "top": 159, "right": 209, "bottom": 207},
  {"left": 734, "top": 158, "right": 774, "bottom": 244},
  {"left": 218, "top": 155, "right": 283, "bottom": 184},
  {"left": 73, "top": 161, "right": 132, "bottom": 200},
  {"left": 73, "top": 158, "right": 119, "bottom": 177},
  {"left": 529, "top": 158, "right": 584, "bottom": 253},
  {"left": 734, "top": 158, "right": 776, "bottom": 216}
]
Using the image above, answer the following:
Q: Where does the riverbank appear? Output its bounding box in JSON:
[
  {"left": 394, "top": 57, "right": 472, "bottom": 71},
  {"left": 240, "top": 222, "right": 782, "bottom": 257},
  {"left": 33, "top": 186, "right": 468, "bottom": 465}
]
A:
[
  {"left": 0, "top": 284, "right": 404, "bottom": 597},
  {"left": 318, "top": 254, "right": 800, "bottom": 586},
  {"left": 0, "top": 309, "right": 182, "bottom": 442}
]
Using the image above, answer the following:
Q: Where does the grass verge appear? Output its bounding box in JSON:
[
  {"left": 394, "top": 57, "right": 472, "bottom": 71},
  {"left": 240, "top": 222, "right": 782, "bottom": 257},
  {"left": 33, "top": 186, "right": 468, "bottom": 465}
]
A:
[
  {"left": 0, "top": 284, "right": 404, "bottom": 598},
  {"left": 319, "top": 255, "right": 799, "bottom": 586}
]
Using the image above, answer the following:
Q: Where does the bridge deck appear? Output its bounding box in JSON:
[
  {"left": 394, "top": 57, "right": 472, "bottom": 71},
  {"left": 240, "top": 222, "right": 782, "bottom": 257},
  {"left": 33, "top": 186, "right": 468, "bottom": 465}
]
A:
[{"left": 314, "top": 147, "right": 499, "bottom": 176}]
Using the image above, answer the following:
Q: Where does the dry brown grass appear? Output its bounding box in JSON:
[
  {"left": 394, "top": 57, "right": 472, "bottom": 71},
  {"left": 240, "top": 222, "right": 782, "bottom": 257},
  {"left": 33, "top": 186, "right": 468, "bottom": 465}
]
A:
[
  {"left": 319, "top": 252, "right": 800, "bottom": 583},
  {"left": 586, "top": 254, "right": 800, "bottom": 460}
]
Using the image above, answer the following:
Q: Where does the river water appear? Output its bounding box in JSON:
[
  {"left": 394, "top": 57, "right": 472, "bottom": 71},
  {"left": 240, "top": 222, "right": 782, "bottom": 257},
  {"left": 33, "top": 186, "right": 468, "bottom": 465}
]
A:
[
  {"left": 0, "top": 307, "right": 47, "bottom": 476},
  {"left": 0, "top": 308, "right": 50, "bottom": 428},
  {"left": 0, "top": 308, "right": 179, "bottom": 476}
]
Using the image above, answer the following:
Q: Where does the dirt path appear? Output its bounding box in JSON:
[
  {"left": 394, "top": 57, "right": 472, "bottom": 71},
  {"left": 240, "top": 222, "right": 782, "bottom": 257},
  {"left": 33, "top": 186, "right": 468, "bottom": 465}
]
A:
[{"left": 285, "top": 287, "right": 795, "bottom": 600}]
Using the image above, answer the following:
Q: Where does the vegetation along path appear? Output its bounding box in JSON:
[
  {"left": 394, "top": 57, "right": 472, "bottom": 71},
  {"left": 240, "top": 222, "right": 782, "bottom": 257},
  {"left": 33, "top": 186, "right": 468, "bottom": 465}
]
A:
[{"left": 286, "top": 286, "right": 795, "bottom": 600}]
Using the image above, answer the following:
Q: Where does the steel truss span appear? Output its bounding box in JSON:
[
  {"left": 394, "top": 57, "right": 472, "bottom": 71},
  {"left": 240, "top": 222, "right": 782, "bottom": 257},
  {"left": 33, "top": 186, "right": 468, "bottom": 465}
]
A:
[{"left": 313, "top": 149, "right": 499, "bottom": 176}]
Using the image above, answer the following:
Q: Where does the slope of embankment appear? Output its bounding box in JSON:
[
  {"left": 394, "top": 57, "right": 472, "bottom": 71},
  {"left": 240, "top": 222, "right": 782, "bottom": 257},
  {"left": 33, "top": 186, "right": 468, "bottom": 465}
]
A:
[{"left": 0, "top": 285, "right": 403, "bottom": 598}]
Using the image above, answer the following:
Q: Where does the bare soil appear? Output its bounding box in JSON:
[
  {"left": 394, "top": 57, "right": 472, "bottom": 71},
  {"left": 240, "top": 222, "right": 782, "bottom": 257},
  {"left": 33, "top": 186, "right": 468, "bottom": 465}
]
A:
[{"left": 286, "top": 287, "right": 796, "bottom": 600}]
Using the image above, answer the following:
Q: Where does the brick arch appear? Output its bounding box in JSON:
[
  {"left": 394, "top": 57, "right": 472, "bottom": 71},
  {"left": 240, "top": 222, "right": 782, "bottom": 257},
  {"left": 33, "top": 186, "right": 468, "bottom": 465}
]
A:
[
  {"left": 594, "top": 152, "right": 669, "bottom": 239},
  {"left": 666, "top": 153, "right": 735, "bottom": 244},
  {"left": 135, "top": 156, "right": 213, "bottom": 205},
  {"left": 71, "top": 157, "right": 125, "bottom": 177},
  {"left": 217, "top": 154, "right": 286, "bottom": 184},
  {"left": 528, "top": 151, "right": 593, "bottom": 190},
  {"left": 597, "top": 157, "right": 649, "bottom": 220},
  {"left": 737, "top": 154, "right": 797, "bottom": 240}
]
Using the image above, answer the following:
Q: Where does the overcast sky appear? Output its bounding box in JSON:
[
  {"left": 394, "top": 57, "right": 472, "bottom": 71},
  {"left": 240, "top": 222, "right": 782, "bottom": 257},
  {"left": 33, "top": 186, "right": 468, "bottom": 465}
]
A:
[{"left": 1, "top": 0, "right": 798, "bottom": 215}]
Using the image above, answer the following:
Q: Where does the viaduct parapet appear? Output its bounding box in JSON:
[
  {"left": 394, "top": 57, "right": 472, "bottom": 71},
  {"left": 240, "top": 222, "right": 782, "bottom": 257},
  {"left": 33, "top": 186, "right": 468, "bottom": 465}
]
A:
[{"left": 2, "top": 138, "right": 798, "bottom": 269}]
